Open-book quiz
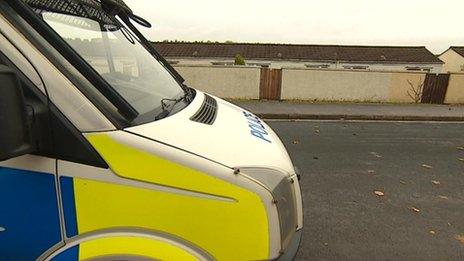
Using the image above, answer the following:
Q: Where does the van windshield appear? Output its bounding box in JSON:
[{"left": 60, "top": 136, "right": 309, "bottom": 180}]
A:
[{"left": 29, "top": 2, "right": 185, "bottom": 123}]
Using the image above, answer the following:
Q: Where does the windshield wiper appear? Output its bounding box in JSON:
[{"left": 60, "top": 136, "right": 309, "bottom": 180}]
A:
[
  {"left": 101, "top": 0, "right": 187, "bottom": 87},
  {"left": 101, "top": 0, "right": 195, "bottom": 110},
  {"left": 155, "top": 92, "right": 190, "bottom": 120},
  {"left": 183, "top": 85, "right": 195, "bottom": 103}
]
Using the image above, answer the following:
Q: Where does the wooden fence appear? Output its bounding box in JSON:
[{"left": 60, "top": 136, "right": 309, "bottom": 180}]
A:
[
  {"left": 421, "top": 73, "right": 450, "bottom": 104},
  {"left": 259, "top": 68, "right": 282, "bottom": 100}
]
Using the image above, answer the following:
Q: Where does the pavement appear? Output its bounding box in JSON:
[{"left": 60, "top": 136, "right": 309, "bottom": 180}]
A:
[
  {"left": 233, "top": 100, "right": 464, "bottom": 121},
  {"left": 268, "top": 120, "right": 464, "bottom": 260}
]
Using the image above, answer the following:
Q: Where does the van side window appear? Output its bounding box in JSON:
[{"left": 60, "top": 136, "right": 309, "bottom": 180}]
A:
[{"left": 0, "top": 51, "right": 108, "bottom": 168}]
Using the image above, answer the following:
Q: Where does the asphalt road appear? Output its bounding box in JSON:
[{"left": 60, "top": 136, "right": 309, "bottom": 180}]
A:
[{"left": 268, "top": 120, "right": 464, "bottom": 261}]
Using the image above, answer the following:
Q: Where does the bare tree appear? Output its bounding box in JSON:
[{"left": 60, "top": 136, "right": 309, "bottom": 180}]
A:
[{"left": 406, "top": 78, "right": 424, "bottom": 103}]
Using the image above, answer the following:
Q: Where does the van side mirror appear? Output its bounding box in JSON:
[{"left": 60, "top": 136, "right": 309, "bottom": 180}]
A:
[{"left": 0, "top": 65, "right": 35, "bottom": 161}]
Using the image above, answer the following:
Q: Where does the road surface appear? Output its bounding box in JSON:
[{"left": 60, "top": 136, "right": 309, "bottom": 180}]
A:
[{"left": 268, "top": 120, "right": 464, "bottom": 261}]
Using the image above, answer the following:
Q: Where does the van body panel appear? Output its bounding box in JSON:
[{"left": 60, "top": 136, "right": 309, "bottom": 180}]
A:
[
  {"left": 69, "top": 132, "right": 272, "bottom": 260},
  {"left": 56, "top": 157, "right": 282, "bottom": 259},
  {"left": 82, "top": 130, "right": 282, "bottom": 258},
  {"left": 65, "top": 236, "right": 200, "bottom": 261},
  {"left": 0, "top": 158, "right": 62, "bottom": 261},
  {"left": 127, "top": 91, "right": 295, "bottom": 174},
  {"left": 45, "top": 228, "right": 216, "bottom": 261}
]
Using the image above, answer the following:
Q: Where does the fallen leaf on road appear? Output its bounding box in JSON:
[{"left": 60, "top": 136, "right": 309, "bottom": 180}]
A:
[
  {"left": 439, "top": 195, "right": 449, "bottom": 200},
  {"left": 370, "top": 152, "right": 382, "bottom": 158},
  {"left": 367, "top": 170, "right": 375, "bottom": 174},
  {"left": 313, "top": 156, "right": 319, "bottom": 160},
  {"left": 314, "top": 130, "right": 320, "bottom": 134},
  {"left": 430, "top": 230, "right": 436, "bottom": 235},
  {"left": 374, "top": 190, "right": 385, "bottom": 197},
  {"left": 457, "top": 146, "right": 464, "bottom": 151},
  {"left": 409, "top": 206, "right": 421, "bottom": 213},
  {"left": 399, "top": 180, "right": 407, "bottom": 185},
  {"left": 422, "top": 164, "right": 433, "bottom": 169},
  {"left": 459, "top": 158, "right": 464, "bottom": 162},
  {"left": 292, "top": 140, "right": 299, "bottom": 145},
  {"left": 455, "top": 235, "right": 464, "bottom": 245},
  {"left": 431, "top": 180, "right": 441, "bottom": 185}
]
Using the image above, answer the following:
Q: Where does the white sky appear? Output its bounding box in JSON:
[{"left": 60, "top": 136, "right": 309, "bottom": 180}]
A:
[{"left": 129, "top": 0, "right": 463, "bottom": 54}]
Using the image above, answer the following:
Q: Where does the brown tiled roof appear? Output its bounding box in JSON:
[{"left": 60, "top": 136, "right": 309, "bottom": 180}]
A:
[
  {"left": 153, "top": 42, "right": 443, "bottom": 64},
  {"left": 450, "top": 47, "right": 464, "bottom": 57}
]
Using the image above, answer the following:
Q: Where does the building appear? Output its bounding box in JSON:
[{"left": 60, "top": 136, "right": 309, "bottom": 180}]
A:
[
  {"left": 153, "top": 42, "right": 443, "bottom": 73},
  {"left": 438, "top": 47, "right": 464, "bottom": 73}
]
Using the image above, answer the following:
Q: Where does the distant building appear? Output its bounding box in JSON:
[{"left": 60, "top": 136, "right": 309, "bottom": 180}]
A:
[
  {"left": 153, "top": 42, "right": 443, "bottom": 73},
  {"left": 438, "top": 47, "right": 464, "bottom": 73}
]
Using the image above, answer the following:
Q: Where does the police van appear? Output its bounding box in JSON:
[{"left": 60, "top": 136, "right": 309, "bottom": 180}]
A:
[{"left": 0, "top": 0, "right": 303, "bottom": 260}]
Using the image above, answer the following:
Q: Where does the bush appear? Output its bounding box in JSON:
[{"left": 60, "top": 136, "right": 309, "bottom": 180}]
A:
[{"left": 234, "top": 54, "right": 246, "bottom": 66}]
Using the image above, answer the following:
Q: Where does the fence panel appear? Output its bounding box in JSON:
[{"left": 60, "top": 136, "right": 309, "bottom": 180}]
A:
[
  {"left": 260, "top": 68, "right": 282, "bottom": 100},
  {"left": 421, "top": 73, "right": 450, "bottom": 104}
]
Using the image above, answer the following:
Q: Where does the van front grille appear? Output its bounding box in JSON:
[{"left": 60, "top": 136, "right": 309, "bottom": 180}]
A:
[{"left": 190, "top": 94, "right": 218, "bottom": 125}]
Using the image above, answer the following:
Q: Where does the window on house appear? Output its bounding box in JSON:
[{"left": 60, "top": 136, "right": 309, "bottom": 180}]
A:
[
  {"left": 305, "top": 64, "right": 330, "bottom": 69},
  {"left": 343, "top": 65, "right": 369, "bottom": 70},
  {"left": 211, "top": 61, "right": 234, "bottom": 66},
  {"left": 405, "top": 66, "right": 432, "bottom": 72},
  {"left": 248, "top": 62, "right": 270, "bottom": 68}
]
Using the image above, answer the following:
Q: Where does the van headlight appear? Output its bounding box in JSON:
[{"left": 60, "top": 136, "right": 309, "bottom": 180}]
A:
[{"left": 239, "top": 168, "right": 298, "bottom": 249}]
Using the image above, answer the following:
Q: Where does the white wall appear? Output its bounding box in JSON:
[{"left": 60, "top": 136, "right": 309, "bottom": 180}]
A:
[
  {"left": 174, "top": 65, "right": 260, "bottom": 99},
  {"left": 445, "top": 74, "right": 464, "bottom": 104},
  {"left": 281, "top": 69, "right": 392, "bottom": 102}
]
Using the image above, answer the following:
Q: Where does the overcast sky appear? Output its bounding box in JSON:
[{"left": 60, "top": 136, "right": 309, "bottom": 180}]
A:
[{"left": 129, "top": 0, "right": 463, "bottom": 54}]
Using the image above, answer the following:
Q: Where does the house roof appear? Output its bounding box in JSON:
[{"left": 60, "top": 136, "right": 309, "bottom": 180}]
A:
[
  {"left": 153, "top": 42, "right": 443, "bottom": 64},
  {"left": 449, "top": 47, "right": 464, "bottom": 57}
]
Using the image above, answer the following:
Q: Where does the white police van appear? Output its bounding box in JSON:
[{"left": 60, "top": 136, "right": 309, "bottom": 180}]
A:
[{"left": 0, "top": 0, "right": 303, "bottom": 260}]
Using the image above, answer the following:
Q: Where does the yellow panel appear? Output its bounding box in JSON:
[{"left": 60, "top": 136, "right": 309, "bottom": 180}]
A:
[
  {"left": 87, "top": 134, "right": 235, "bottom": 197},
  {"left": 77, "top": 134, "right": 269, "bottom": 260},
  {"left": 79, "top": 236, "right": 198, "bottom": 261}
]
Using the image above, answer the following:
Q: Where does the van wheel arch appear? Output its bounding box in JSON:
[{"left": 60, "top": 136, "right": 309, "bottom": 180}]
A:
[{"left": 40, "top": 228, "right": 213, "bottom": 261}]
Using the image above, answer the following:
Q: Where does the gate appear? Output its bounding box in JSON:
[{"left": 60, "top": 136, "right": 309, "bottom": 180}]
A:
[
  {"left": 421, "top": 73, "right": 450, "bottom": 104},
  {"left": 260, "top": 68, "right": 282, "bottom": 100}
]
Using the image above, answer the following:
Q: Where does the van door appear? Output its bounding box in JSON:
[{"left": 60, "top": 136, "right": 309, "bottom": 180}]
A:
[
  {"left": 0, "top": 53, "right": 63, "bottom": 260},
  {"left": 0, "top": 156, "right": 62, "bottom": 261},
  {"left": 0, "top": 39, "right": 108, "bottom": 259}
]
